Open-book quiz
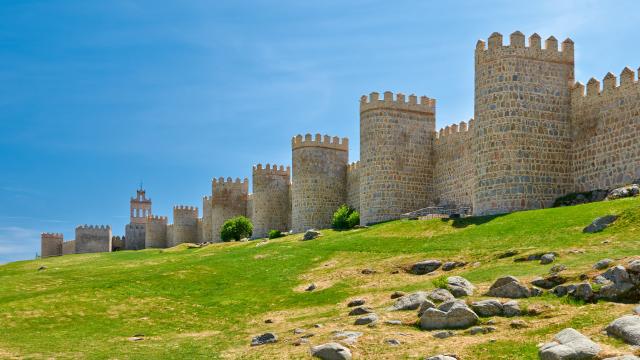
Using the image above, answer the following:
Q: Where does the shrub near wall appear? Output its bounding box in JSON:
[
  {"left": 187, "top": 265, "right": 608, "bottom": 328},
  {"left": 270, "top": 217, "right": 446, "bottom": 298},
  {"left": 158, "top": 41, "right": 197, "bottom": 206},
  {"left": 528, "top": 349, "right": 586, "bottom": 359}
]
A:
[{"left": 220, "top": 216, "right": 253, "bottom": 242}]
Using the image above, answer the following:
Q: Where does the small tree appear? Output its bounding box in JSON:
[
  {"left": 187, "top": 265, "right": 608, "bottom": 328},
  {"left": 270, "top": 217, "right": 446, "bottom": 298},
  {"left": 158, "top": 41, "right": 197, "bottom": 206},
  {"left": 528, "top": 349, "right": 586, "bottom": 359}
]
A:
[
  {"left": 332, "top": 204, "right": 360, "bottom": 230},
  {"left": 268, "top": 229, "right": 284, "bottom": 239},
  {"left": 220, "top": 216, "right": 253, "bottom": 242}
]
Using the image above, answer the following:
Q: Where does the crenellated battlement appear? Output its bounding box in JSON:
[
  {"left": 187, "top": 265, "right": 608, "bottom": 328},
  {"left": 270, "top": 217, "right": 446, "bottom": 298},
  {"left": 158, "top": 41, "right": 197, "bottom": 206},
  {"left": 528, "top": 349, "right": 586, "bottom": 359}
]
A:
[
  {"left": 291, "top": 133, "right": 348, "bottom": 151},
  {"left": 76, "top": 225, "right": 111, "bottom": 230},
  {"left": 253, "top": 163, "right": 291, "bottom": 177},
  {"left": 571, "top": 67, "right": 639, "bottom": 101},
  {"left": 212, "top": 177, "right": 249, "bottom": 195},
  {"left": 173, "top": 205, "right": 198, "bottom": 212},
  {"left": 360, "top": 91, "right": 436, "bottom": 115},
  {"left": 435, "top": 119, "right": 475, "bottom": 143},
  {"left": 146, "top": 215, "right": 168, "bottom": 223},
  {"left": 475, "top": 31, "right": 573, "bottom": 64},
  {"left": 347, "top": 161, "right": 360, "bottom": 173},
  {"left": 41, "top": 232, "right": 63, "bottom": 238}
]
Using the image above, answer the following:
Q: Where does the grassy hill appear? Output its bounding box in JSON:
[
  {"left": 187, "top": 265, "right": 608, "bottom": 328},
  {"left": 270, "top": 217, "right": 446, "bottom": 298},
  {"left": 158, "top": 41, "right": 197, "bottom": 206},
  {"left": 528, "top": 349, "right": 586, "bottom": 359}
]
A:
[{"left": 2, "top": 198, "right": 640, "bottom": 359}]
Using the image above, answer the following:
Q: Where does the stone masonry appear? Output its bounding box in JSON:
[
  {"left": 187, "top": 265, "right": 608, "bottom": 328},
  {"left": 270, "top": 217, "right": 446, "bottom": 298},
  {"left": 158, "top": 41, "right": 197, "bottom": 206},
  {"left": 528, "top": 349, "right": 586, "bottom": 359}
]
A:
[{"left": 43, "top": 30, "right": 640, "bottom": 258}]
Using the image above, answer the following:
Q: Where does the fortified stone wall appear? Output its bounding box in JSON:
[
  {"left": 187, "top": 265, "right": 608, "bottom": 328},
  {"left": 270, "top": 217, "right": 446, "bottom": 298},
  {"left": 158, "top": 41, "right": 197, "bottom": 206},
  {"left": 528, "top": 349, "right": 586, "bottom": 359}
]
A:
[
  {"left": 473, "top": 32, "right": 575, "bottom": 215},
  {"left": 346, "top": 161, "right": 360, "bottom": 213},
  {"left": 41, "top": 233, "right": 63, "bottom": 258},
  {"left": 210, "top": 177, "right": 249, "bottom": 242},
  {"left": 291, "top": 134, "right": 348, "bottom": 232},
  {"left": 111, "top": 236, "right": 124, "bottom": 251},
  {"left": 145, "top": 216, "right": 167, "bottom": 248},
  {"left": 75, "top": 225, "right": 112, "bottom": 254},
  {"left": 125, "top": 223, "right": 145, "bottom": 250},
  {"left": 62, "top": 240, "right": 75, "bottom": 255},
  {"left": 251, "top": 164, "right": 291, "bottom": 238},
  {"left": 359, "top": 91, "right": 436, "bottom": 224},
  {"left": 571, "top": 68, "right": 640, "bottom": 191},
  {"left": 246, "top": 193, "right": 253, "bottom": 223},
  {"left": 200, "top": 196, "right": 212, "bottom": 242},
  {"left": 433, "top": 120, "right": 475, "bottom": 207},
  {"left": 168, "top": 205, "right": 198, "bottom": 247}
]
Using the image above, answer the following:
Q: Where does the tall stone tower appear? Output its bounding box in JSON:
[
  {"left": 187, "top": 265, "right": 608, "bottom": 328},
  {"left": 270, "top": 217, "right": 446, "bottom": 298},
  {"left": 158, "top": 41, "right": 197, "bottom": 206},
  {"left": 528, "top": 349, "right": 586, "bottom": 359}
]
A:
[
  {"left": 199, "top": 195, "right": 213, "bottom": 242},
  {"left": 210, "top": 177, "right": 249, "bottom": 242},
  {"left": 145, "top": 215, "right": 167, "bottom": 248},
  {"left": 251, "top": 164, "right": 291, "bottom": 238},
  {"left": 41, "top": 233, "right": 63, "bottom": 258},
  {"left": 473, "top": 32, "right": 574, "bottom": 215},
  {"left": 168, "top": 206, "right": 198, "bottom": 247},
  {"left": 291, "top": 134, "right": 348, "bottom": 233},
  {"left": 359, "top": 91, "right": 436, "bottom": 225},
  {"left": 125, "top": 188, "right": 151, "bottom": 250}
]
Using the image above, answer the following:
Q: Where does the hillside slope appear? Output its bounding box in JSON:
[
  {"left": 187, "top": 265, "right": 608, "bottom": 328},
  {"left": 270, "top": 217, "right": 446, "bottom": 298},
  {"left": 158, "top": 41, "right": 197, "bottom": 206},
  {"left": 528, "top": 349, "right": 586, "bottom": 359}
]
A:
[{"left": 2, "top": 198, "right": 640, "bottom": 359}]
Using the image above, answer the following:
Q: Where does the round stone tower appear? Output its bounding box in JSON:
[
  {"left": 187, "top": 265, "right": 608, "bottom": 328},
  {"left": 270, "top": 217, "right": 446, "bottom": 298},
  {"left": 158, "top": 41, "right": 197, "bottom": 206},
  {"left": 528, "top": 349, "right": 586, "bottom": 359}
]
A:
[
  {"left": 473, "top": 31, "right": 575, "bottom": 215},
  {"left": 41, "top": 232, "right": 63, "bottom": 258},
  {"left": 251, "top": 164, "right": 291, "bottom": 238},
  {"left": 145, "top": 215, "right": 167, "bottom": 248},
  {"left": 291, "top": 133, "right": 348, "bottom": 233},
  {"left": 168, "top": 205, "right": 198, "bottom": 247},
  {"left": 359, "top": 91, "right": 436, "bottom": 225}
]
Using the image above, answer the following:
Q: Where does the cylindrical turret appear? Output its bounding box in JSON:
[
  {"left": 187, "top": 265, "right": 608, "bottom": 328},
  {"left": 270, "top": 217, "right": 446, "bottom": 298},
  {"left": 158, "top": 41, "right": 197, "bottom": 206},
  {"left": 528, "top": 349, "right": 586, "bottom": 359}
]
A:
[
  {"left": 41, "top": 233, "right": 63, "bottom": 258},
  {"left": 252, "top": 164, "right": 291, "bottom": 238},
  {"left": 145, "top": 216, "right": 167, "bottom": 248},
  {"left": 473, "top": 32, "right": 575, "bottom": 215},
  {"left": 291, "top": 133, "right": 348, "bottom": 233},
  {"left": 359, "top": 91, "right": 436, "bottom": 225},
  {"left": 168, "top": 206, "right": 198, "bottom": 247}
]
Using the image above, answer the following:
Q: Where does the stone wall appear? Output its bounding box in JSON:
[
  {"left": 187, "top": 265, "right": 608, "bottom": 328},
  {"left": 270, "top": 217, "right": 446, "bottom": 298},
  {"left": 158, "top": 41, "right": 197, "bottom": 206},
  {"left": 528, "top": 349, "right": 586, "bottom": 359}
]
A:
[
  {"left": 75, "top": 225, "right": 112, "bottom": 254},
  {"left": 124, "top": 223, "right": 145, "bottom": 250},
  {"left": 433, "top": 120, "right": 475, "bottom": 207},
  {"left": 41, "top": 233, "right": 63, "bottom": 258},
  {"left": 168, "top": 205, "right": 198, "bottom": 247},
  {"left": 145, "top": 216, "right": 167, "bottom": 248},
  {"left": 473, "top": 32, "right": 575, "bottom": 215},
  {"left": 359, "top": 91, "right": 436, "bottom": 224},
  {"left": 291, "top": 134, "right": 348, "bottom": 232},
  {"left": 199, "top": 196, "right": 212, "bottom": 242},
  {"left": 571, "top": 68, "right": 640, "bottom": 191},
  {"left": 346, "top": 161, "right": 360, "bottom": 213},
  {"left": 62, "top": 240, "right": 76, "bottom": 255},
  {"left": 111, "top": 236, "right": 124, "bottom": 251},
  {"left": 210, "top": 177, "right": 249, "bottom": 242},
  {"left": 251, "top": 164, "right": 291, "bottom": 238}
]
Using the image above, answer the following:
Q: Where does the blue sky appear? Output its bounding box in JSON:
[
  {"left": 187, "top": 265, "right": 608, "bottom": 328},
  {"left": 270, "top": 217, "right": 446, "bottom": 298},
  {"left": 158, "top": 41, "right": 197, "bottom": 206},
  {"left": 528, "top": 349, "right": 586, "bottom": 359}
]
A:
[{"left": 1, "top": 0, "right": 638, "bottom": 263}]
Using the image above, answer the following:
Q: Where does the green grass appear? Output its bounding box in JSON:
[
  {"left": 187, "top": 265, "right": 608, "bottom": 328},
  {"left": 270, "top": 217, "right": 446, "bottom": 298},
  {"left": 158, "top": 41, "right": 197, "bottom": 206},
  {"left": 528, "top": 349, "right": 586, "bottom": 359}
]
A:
[{"left": 1, "top": 198, "right": 640, "bottom": 359}]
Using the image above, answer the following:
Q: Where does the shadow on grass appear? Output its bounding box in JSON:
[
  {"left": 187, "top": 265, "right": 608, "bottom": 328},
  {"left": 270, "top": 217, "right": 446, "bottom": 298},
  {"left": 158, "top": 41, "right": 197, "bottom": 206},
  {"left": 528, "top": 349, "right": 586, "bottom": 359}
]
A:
[{"left": 440, "top": 213, "right": 507, "bottom": 228}]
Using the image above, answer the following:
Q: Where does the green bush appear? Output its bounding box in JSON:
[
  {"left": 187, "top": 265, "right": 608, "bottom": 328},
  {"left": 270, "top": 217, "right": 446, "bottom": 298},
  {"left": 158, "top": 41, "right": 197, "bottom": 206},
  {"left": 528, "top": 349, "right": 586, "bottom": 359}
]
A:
[
  {"left": 332, "top": 204, "right": 360, "bottom": 230},
  {"left": 220, "top": 216, "right": 253, "bottom": 242},
  {"left": 432, "top": 275, "right": 448, "bottom": 290},
  {"left": 268, "top": 229, "right": 284, "bottom": 239}
]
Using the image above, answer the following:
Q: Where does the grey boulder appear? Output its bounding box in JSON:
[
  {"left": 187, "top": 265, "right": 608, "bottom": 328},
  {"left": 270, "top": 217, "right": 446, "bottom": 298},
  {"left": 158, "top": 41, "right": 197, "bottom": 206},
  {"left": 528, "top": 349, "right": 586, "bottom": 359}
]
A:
[
  {"left": 388, "top": 291, "right": 429, "bottom": 311},
  {"left": 593, "top": 259, "right": 614, "bottom": 270},
  {"left": 606, "top": 315, "right": 640, "bottom": 345},
  {"left": 311, "top": 342, "right": 352, "bottom": 360},
  {"left": 583, "top": 215, "right": 617, "bottom": 233},
  {"left": 354, "top": 313, "right": 378, "bottom": 325},
  {"left": 419, "top": 302, "right": 479, "bottom": 330},
  {"left": 411, "top": 260, "right": 442, "bottom": 275},
  {"left": 428, "top": 288, "right": 455, "bottom": 303},
  {"left": 540, "top": 253, "right": 556, "bottom": 264},
  {"left": 251, "top": 332, "right": 278, "bottom": 346},
  {"left": 502, "top": 300, "right": 521, "bottom": 317},
  {"left": 447, "top": 276, "right": 475, "bottom": 297},
  {"left": 425, "top": 355, "right": 457, "bottom": 360},
  {"left": 538, "top": 328, "right": 600, "bottom": 360},
  {"left": 303, "top": 229, "right": 321, "bottom": 240},
  {"left": 487, "top": 276, "right": 534, "bottom": 298},
  {"left": 348, "top": 306, "right": 373, "bottom": 316},
  {"left": 471, "top": 299, "right": 503, "bottom": 317}
]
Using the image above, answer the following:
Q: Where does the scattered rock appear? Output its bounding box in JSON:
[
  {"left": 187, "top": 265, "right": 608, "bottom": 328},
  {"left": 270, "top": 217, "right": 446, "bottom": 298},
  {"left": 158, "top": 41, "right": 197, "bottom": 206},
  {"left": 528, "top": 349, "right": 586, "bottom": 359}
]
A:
[
  {"left": 510, "top": 319, "right": 528, "bottom": 329},
  {"left": 425, "top": 355, "right": 457, "bottom": 360},
  {"left": 385, "top": 339, "right": 401, "bottom": 346},
  {"left": 332, "top": 331, "right": 362, "bottom": 345},
  {"left": 487, "top": 276, "right": 535, "bottom": 298},
  {"left": 293, "top": 338, "right": 309, "bottom": 346},
  {"left": 417, "top": 299, "right": 437, "bottom": 317},
  {"left": 419, "top": 302, "right": 479, "bottom": 330},
  {"left": 385, "top": 320, "right": 402, "bottom": 325},
  {"left": 251, "top": 333, "right": 278, "bottom": 346},
  {"left": 583, "top": 215, "right": 618, "bottom": 233},
  {"left": 540, "top": 253, "right": 556, "bottom": 265},
  {"left": 410, "top": 260, "right": 442, "bottom": 275},
  {"left": 390, "top": 291, "right": 406, "bottom": 299},
  {"left": 627, "top": 259, "right": 640, "bottom": 272},
  {"left": 532, "top": 275, "right": 567, "bottom": 289},
  {"left": 471, "top": 299, "right": 503, "bottom": 317},
  {"left": 433, "top": 330, "right": 455, "bottom": 339},
  {"left": 437, "top": 299, "right": 466, "bottom": 312},
  {"left": 446, "top": 276, "right": 475, "bottom": 297},
  {"left": 538, "top": 328, "right": 600, "bottom": 360},
  {"left": 606, "top": 315, "right": 640, "bottom": 346},
  {"left": 550, "top": 264, "right": 567, "bottom": 274},
  {"left": 37, "top": 265, "right": 47, "bottom": 271},
  {"left": 361, "top": 268, "right": 376, "bottom": 275},
  {"left": 264, "top": 319, "right": 273, "bottom": 324},
  {"left": 498, "top": 250, "right": 519, "bottom": 259},
  {"left": 306, "top": 283, "right": 317, "bottom": 292},
  {"left": 552, "top": 284, "right": 577, "bottom": 297},
  {"left": 607, "top": 184, "right": 640, "bottom": 200},
  {"left": 602, "top": 356, "right": 640, "bottom": 360},
  {"left": 570, "top": 283, "right": 595, "bottom": 302},
  {"left": 348, "top": 306, "right": 374, "bottom": 316},
  {"left": 467, "top": 326, "right": 496, "bottom": 335},
  {"left": 354, "top": 313, "right": 378, "bottom": 325},
  {"left": 442, "top": 261, "right": 466, "bottom": 271},
  {"left": 594, "top": 259, "right": 614, "bottom": 270},
  {"left": 388, "top": 291, "right": 429, "bottom": 311},
  {"left": 428, "top": 288, "right": 455, "bottom": 303},
  {"left": 303, "top": 229, "right": 321, "bottom": 240},
  {"left": 502, "top": 300, "right": 521, "bottom": 317},
  {"left": 293, "top": 328, "right": 305, "bottom": 334},
  {"left": 347, "top": 299, "right": 365, "bottom": 307},
  {"left": 314, "top": 324, "right": 323, "bottom": 328},
  {"left": 311, "top": 342, "right": 352, "bottom": 360},
  {"left": 128, "top": 336, "right": 144, "bottom": 341}
]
